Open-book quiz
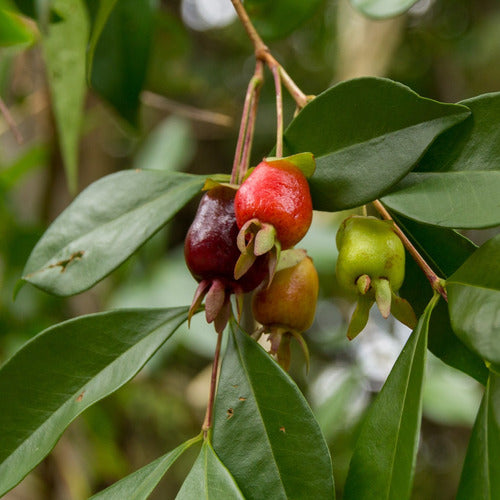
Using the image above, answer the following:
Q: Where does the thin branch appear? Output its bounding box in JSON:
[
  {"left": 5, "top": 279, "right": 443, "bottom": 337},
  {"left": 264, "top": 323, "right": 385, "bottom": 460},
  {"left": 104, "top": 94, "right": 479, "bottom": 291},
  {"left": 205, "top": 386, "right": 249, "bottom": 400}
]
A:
[
  {"left": 229, "top": 0, "right": 309, "bottom": 109},
  {"left": 373, "top": 200, "right": 448, "bottom": 301},
  {"left": 141, "top": 91, "right": 233, "bottom": 127},
  {"left": 271, "top": 64, "right": 283, "bottom": 157},
  {"left": 0, "top": 96, "right": 23, "bottom": 144},
  {"left": 202, "top": 329, "right": 224, "bottom": 438}
]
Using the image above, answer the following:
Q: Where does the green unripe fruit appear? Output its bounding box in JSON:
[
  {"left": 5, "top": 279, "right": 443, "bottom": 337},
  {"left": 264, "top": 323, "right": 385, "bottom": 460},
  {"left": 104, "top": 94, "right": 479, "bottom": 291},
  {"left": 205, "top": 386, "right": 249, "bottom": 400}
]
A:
[{"left": 336, "top": 215, "right": 405, "bottom": 297}]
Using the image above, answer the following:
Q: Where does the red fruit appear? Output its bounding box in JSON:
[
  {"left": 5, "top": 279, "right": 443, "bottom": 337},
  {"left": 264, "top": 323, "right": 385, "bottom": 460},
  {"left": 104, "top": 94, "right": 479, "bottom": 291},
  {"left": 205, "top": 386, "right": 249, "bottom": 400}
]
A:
[
  {"left": 234, "top": 159, "right": 313, "bottom": 250},
  {"left": 184, "top": 185, "right": 267, "bottom": 332},
  {"left": 252, "top": 253, "right": 319, "bottom": 370}
]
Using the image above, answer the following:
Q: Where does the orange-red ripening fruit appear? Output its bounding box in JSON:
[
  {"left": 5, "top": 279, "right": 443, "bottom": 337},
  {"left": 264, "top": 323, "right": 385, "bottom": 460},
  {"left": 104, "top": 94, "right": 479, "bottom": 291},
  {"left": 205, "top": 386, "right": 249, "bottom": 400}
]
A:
[
  {"left": 234, "top": 160, "right": 313, "bottom": 250},
  {"left": 252, "top": 256, "right": 319, "bottom": 333}
]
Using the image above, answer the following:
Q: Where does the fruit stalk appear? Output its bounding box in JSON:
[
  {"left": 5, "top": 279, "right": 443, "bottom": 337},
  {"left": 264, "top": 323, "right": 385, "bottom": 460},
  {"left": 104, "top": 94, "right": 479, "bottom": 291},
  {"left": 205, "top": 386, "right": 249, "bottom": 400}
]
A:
[
  {"left": 271, "top": 64, "right": 283, "bottom": 158},
  {"left": 231, "top": 60, "right": 264, "bottom": 184},
  {"left": 372, "top": 200, "right": 448, "bottom": 301},
  {"left": 202, "top": 329, "right": 223, "bottom": 437}
]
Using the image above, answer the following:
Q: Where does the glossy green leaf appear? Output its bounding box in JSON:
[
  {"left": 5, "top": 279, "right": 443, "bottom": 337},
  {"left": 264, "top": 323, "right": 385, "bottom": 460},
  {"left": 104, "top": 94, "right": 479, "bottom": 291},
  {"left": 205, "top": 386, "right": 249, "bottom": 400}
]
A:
[
  {"left": 282, "top": 77, "right": 470, "bottom": 211},
  {"left": 343, "top": 294, "right": 438, "bottom": 500},
  {"left": 89, "top": 0, "right": 152, "bottom": 127},
  {"left": 246, "top": 0, "right": 323, "bottom": 40},
  {"left": 457, "top": 372, "right": 500, "bottom": 500},
  {"left": 86, "top": 0, "right": 118, "bottom": 80},
  {"left": 21, "top": 170, "right": 205, "bottom": 296},
  {"left": 42, "top": 0, "right": 89, "bottom": 194},
  {"left": 213, "top": 321, "right": 335, "bottom": 499},
  {"left": 176, "top": 441, "right": 245, "bottom": 499},
  {"left": 0, "top": 307, "right": 189, "bottom": 496},
  {"left": 382, "top": 171, "right": 500, "bottom": 228},
  {"left": 417, "top": 92, "right": 500, "bottom": 173},
  {"left": 448, "top": 233, "right": 500, "bottom": 366},
  {"left": 349, "top": 0, "right": 419, "bottom": 19},
  {"left": 133, "top": 116, "right": 195, "bottom": 172},
  {"left": 90, "top": 434, "right": 202, "bottom": 500},
  {"left": 395, "top": 214, "right": 488, "bottom": 385},
  {"left": 0, "top": 7, "right": 34, "bottom": 46}
]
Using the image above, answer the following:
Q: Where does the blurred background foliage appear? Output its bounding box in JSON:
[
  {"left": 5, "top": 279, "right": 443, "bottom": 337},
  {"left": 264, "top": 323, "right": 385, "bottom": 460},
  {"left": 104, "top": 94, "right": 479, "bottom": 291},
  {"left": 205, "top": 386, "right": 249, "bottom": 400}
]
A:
[{"left": 0, "top": 0, "right": 499, "bottom": 498}]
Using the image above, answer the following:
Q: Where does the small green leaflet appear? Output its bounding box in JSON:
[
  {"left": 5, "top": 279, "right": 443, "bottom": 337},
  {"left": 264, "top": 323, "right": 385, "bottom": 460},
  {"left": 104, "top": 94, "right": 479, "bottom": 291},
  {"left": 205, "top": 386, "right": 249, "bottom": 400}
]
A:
[
  {"left": 176, "top": 441, "right": 245, "bottom": 499},
  {"left": 349, "top": 0, "right": 420, "bottom": 19}
]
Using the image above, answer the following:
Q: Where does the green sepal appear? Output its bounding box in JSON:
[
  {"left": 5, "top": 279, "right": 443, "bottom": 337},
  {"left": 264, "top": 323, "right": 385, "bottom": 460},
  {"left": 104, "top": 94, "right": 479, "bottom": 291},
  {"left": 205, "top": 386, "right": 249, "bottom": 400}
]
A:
[
  {"left": 265, "top": 152, "right": 316, "bottom": 178},
  {"left": 373, "top": 278, "right": 392, "bottom": 319},
  {"left": 290, "top": 331, "right": 311, "bottom": 373},
  {"left": 254, "top": 223, "right": 277, "bottom": 256},
  {"left": 276, "top": 248, "right": 307, "bottom": 273},
  {"left": 347, "top": 295, "right": 374, "bottom": 340},
  {"left": 391, "top": 292, "right": 418, "bottom": 329},
  {"left": 202, "top": 175, "right": 236, "bottom": 191},
  {"left": 356, "top": 274, "right": 371, "bottom": 295},
  {"left": 234, "top": 243, "right": 257, "bottom": 280}
]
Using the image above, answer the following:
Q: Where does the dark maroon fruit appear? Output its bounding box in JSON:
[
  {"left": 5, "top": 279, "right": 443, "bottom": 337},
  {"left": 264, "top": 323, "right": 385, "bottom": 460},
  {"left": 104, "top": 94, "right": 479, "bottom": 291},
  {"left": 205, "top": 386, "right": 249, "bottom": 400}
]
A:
[{"left": 184, "top": 185, "right": 268, "bottom": 332}]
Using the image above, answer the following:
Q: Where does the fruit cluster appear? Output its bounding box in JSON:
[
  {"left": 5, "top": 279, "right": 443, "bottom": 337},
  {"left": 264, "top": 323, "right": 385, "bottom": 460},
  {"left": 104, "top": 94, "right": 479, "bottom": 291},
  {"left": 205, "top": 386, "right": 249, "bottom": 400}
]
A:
[{"left": 184, "top": 156, "right": 415, "bottom": 369}]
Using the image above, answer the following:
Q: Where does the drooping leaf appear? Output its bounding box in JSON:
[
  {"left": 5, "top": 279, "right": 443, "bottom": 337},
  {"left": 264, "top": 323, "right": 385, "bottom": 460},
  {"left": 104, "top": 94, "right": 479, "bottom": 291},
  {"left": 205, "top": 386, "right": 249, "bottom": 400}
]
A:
[
  {"left": 0, "top": 7, "right": 35, "bottom": 46},
  {"left": 0, "top": 307, "right": 189, "bottom": 496},
  {"left": 343, "top": 294, "right": 438, "bottom": 500},
  {"left": 456, "top": 372, "right": 500, "bottom": 500},
  {"left": 349, "top": 0, "right": 420, "bottom": 19},
  {"left": 85, "top": 0, "right": 119, "bottom": 80},
  {"left": 89, "top": 0, "right": 153, "bottom": 127},
  {"left": 416, "top": 92, "right": 500, "bottom": 173},
  {"left": 212, "top": 321, "right": 335, "bottom": 499},
  {"left": 21, "top": 170, "right": 205, "bottom": 296},
  {"left": 447, "top": 233, "right": 500, "bottom": 367},
  {"left": 395, "top": 214, "right": 488, "bottom": 385},
  {"left": 90, "top": 434, "right": 202, "bottom": 500},
  {"left": 246, "top": 0, "right": 323, "bottom": 40},
  {"left": 176, "top": 441, "right": 245, "bottom": 499},
  {"left": 382, "top": 171, "right": 500, "bottom": 229},
  {"left": 282, "top": 77, "right": 470, "bottom": 211},
  {"left": 41, "top": 0, "right": 89, "bottom": 194}
]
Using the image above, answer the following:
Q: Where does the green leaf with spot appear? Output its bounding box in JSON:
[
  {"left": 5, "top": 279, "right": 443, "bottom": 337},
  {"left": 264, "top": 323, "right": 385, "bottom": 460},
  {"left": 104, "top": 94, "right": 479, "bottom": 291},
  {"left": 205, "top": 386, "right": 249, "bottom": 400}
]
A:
[{"left": 0, "top": 307, "right": 189, "bottom": 496}]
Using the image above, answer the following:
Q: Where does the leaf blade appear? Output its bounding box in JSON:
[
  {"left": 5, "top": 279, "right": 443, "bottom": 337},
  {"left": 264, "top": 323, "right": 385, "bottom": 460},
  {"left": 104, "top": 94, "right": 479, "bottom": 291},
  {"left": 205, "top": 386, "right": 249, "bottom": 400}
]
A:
[
  {"left": 282, "top": 77, "right": 470, "bottom": 211},
  {"left": 0, "top": 307, "right": 189, "bottom": 496},
  {"left": 212, "top": 322, "right": 335, "bottom": 499},
  {"left": 90, "top": 434, "right": 202, "bottom": 500},
  {"left": 343, "top": 295, "right": 438, "bottom": 500},
  {"left": 349, "top": 0, "right": 420, "bottom": 19},
  {"left": 382, "top": 171, "right": 500, "bottom": 229},
  {"left": 22, "top": 170, "right": 205, "bottom": 296},
  {"left": 176, "top": 441, "right": 245, "bottom": 499}
]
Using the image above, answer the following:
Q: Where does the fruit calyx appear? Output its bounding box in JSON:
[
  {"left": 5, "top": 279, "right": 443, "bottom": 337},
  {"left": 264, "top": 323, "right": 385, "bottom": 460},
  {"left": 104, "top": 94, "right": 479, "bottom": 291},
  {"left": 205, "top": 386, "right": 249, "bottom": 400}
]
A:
[
  {"left": 335, "top": 215, "right": 416, "bottom": 340},
  {"left": 252, "top": 251, "right": 318, "bottom": 371}
]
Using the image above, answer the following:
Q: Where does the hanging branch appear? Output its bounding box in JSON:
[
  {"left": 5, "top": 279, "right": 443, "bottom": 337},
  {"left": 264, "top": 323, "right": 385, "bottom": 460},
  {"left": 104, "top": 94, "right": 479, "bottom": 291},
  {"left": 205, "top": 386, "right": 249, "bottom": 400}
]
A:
[
  {"left": 229, "top": 0, "right": 309, "bottom": 109},
  {"left": 373, "top": 200, "right": 448, "bottom": 301}
]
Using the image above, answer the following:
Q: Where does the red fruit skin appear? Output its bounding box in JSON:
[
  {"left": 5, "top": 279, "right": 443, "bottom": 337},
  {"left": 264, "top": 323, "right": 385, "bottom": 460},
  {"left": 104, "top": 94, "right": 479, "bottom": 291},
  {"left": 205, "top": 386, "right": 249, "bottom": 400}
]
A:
[
  {"left": 184, "top": 186, "right": 267, "bottom": 292},
  {"left": 234, "top": 160, "right": 313, "bottom": 249}
]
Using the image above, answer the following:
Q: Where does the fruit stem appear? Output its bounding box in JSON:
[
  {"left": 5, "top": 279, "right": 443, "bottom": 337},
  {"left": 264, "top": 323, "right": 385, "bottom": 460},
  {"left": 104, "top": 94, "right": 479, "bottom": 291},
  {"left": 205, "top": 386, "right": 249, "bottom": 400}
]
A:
[
  {"left": 231, "top": 61, "right": 264, "bottom": 184},
  {"left": 0, "top": 96, "right": 23, "bottom": 144},
  {"left": 240, "top": 62, "right": 264, "bottom": 181},
  {"left": 372, "top": 200, "right": 448, "bottom": 302},
  {"left": 202, "top": 328, "right": 224, "bottom": 438},
  {"left": 229, "top": 0, "right": 309, "bottom": 109},
  {"left": 271, "top": 64, "right": 283, "bottom": 157}
]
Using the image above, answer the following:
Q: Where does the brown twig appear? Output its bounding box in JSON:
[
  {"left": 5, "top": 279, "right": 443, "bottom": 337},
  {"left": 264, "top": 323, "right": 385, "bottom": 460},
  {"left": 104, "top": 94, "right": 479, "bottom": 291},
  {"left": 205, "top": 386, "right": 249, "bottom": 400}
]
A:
[
  {"left": 202, "top": 329, "right": 224, "bottom": 438},
  {"left": 141, "top": 91, "right": 233, "bottom": 127},
  {"left": 373, "top": 200, "right": 448, "bottom": 301},
  {"left": 0, "top": 96, "right": 23, "bottom": 144},
  {"left": 229, "top": 0, "right": 309, "bottom": 109}
]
